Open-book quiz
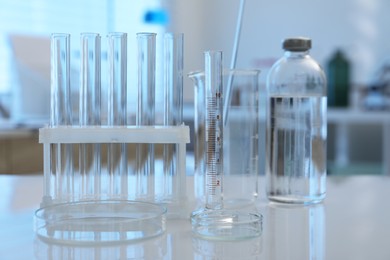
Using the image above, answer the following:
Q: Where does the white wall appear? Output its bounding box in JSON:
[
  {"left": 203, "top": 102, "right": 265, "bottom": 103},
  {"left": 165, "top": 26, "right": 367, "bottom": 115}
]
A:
[{"left": 168, "top": 0, "right": 390, "bottom": 102}]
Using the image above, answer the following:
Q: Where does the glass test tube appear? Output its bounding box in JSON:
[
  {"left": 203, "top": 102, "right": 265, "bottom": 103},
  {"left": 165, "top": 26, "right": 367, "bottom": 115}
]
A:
[
  {"left": 107, "top": 32, "right": 127, "bottom": 198},
  {"left": 79, "top": 33, "right": 101, "bottom": 200},
  {"left": 50, "top": 33, "right": 73, "bottom": 202},
  {"left": 163, "top": 33, "right": 184, "bottom": 198},
  {"left": 136, "top": 33, "right": 156, "bottom": 199},
  {"left": 204, "top": 51, "right": 224, "bottom": 210}
]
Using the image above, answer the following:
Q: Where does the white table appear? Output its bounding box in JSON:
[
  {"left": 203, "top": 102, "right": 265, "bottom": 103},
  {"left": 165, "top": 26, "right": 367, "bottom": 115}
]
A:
[{"left": 1, "top": 174, "right": 390, "bottom": 260}]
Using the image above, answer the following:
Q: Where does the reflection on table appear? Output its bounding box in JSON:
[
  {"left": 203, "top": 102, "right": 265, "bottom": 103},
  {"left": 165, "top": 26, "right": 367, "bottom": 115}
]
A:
[{"left": 1, "top": 174, "right": 390, "bottom": 259}]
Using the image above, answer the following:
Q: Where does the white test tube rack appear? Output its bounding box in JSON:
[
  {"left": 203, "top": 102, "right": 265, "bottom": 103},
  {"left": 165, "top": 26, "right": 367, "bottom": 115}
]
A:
[
  {"left": 35, "top": 125, "right": 189, "bottom": 244},
  {"left": 39, "top": 125, "right": 190, "bottom": 205}
]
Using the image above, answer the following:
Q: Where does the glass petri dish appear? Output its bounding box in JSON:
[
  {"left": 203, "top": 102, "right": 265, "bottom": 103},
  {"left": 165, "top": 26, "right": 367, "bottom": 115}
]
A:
[
  {"left": 34, "top": 200, "right": 166, "bottom": 245},
  {"left": 191, "top": 209, "right": 263, "bottom": 241}
]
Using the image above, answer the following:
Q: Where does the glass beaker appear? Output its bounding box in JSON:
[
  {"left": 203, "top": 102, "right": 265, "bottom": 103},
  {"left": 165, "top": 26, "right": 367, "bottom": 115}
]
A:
[
  {"left": 190, "top": 68, "right": 261, "bottom": 209},
  {"left": 189, "top": 64, "right": 262, "bottom": 239}
]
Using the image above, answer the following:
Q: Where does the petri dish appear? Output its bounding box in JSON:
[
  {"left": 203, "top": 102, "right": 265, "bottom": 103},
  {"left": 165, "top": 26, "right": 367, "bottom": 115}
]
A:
[
  {"left": 34, "top": 200, "right": 166, "bottom": 245},
  {"left": 191, "top": 209, "right": 263, "bottom": 241}
]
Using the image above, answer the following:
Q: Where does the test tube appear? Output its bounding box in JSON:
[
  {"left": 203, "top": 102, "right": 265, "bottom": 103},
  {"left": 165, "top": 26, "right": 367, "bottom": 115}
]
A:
[
  {"left": 163, "top": 33, "right": 183, "bottom": 198},
  {"left": 79, "top": 33, "right": 101, "bottom": 199},
  {"left": 50, "top": 33, "right": 73, "bottom": 202},
  {"left": 107, "top": 32, "right": 127, "bottom": 198},
  {"left": 136, "top": 33, "right": 156, "bottom": 199}
]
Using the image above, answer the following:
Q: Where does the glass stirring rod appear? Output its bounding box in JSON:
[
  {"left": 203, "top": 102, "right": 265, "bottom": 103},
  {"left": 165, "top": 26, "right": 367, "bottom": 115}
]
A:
[
  {"left": 204, "top": 51, "right": 224, "bottom": 210},
  {"left": 223, "top": 0, "right": 246, "bottom": 125}
]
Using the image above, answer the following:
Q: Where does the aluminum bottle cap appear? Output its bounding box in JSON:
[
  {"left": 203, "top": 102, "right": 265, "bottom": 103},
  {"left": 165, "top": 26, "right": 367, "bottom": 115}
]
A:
[{"left": 282, "top": 37, "right": 311, "bottom": 52}]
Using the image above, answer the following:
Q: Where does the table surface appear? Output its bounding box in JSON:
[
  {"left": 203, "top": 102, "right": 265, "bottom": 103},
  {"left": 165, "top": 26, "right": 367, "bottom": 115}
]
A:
[{"left": 1, "top": 173, "right": 390, "bottom": 260}]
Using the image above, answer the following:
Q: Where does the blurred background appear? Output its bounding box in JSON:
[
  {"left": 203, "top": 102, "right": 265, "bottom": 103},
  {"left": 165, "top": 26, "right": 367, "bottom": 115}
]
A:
[{"left": 0, "top": 0, "right": 389, "bottom": 175}]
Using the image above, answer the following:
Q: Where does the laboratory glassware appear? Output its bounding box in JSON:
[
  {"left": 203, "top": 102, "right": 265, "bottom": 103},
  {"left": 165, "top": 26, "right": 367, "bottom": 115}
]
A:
[
  {"left": 107, "top": 32, "right": 128, "bottom": 199},
  {"left": 34, "top": 32, "right": 192, "bottom": 244},
  {"left": 136, "top": 32, "right": 156, "bottom": 200},
  {"left": 189, "top": 51, "right": 262, "bottom": 240},
  {"left": 162, "top": 33, "right": 185, "bottom": 213},
  {"left": 48, "top": 33, "right": 73, "bottom": 203},
  {"left": 223, "top": 0, "right": 246, "bottom": 123},
  {"left": 266, "top": 37, "right": 327, "bottom": 204},
  {"left": 79, "top": 33, "right": 101, "bottom": 200}
]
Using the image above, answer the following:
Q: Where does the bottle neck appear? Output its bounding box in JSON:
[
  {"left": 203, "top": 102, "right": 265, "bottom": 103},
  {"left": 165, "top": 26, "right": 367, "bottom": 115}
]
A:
[{"left": 284, "top": 50, "right": 309, "bottom": 58}]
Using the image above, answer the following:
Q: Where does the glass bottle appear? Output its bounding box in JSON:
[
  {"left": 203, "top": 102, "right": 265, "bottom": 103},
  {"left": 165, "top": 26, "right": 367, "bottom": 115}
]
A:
[{"left": 266, "top": 37, "right": 327, "bottom": 204}]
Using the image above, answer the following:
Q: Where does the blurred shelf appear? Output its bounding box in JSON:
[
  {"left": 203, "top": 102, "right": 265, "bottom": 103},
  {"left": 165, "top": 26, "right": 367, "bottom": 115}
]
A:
[
  {"left": 328, "top": 161, "right": 383, "bottom": 176},
  {"left": 327, "top": 108, "right": 390, "bottom": 175},
  {"left": 328, "top": 108, "right": 390, "bottom": 124}
]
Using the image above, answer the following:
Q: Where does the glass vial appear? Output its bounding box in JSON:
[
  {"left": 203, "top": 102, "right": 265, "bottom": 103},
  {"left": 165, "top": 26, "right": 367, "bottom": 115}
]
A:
[
  {"left": 266, "top": 37, "right": 327, "bottom": 204},
  {"left": 79, "top": 33, "right": 101, "bottom": 199}
]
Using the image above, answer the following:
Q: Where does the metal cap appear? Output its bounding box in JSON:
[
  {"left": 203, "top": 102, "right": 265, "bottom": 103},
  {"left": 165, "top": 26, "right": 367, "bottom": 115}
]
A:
[{"left": 282, "top": 37, "right": 311, "bottom": 52}]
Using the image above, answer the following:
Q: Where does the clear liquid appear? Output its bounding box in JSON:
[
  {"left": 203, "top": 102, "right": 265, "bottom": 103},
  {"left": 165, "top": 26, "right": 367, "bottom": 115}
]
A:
[{"left": 266, "top": 95, "right": 326, "bottom": 204}]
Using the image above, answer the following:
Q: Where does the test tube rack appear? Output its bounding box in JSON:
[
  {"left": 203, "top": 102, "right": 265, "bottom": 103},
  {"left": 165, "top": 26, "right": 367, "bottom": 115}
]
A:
[
  {"left": 35, "top": 125, "right": 189, "bottom": 244},
  {"left": 38, "top": 125, "right": 189, "bottom": 207},
  {"left": 34, "top": 32, "right": 188, "bottom": 244}
]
